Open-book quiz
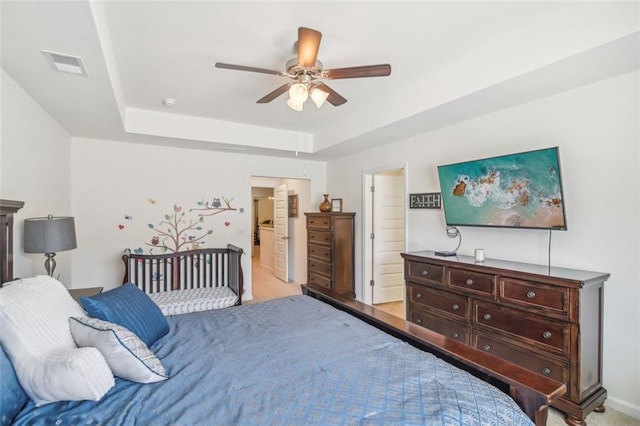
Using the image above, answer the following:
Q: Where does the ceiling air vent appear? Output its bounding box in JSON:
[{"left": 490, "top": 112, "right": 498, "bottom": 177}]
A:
[{"left": 41, "top": 50, "right": 88, "bottom": 76}]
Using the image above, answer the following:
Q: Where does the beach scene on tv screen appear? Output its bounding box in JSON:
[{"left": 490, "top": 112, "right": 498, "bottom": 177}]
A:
[{"left": 438, "top": 148, "right": 566, "bottom": 229}]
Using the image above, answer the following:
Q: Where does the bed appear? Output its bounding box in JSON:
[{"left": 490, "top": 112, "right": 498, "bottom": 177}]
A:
[
  {"left": 0, "top": 220, "right": 564, "bottom": 425},
  {"left": 4, "top": 283, "right": 564, "bottom": 426},
  {"left": 121, "top": 245, "right": 244, "bottom": 314}
]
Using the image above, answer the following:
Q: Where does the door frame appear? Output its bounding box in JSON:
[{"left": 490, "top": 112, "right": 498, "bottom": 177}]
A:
[
  {"left": 250, "top": 176, "right": 311, "bottom": 298},
  {"left": 361, "top": 163, "right": 408, "bottom": 306}
]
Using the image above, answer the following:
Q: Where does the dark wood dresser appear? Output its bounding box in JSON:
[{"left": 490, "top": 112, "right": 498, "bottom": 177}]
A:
[
  {"left": 402, "top": 250, "right": 609, "bottom": 426},
  {"left": 305, "top": 212, "right": 355, "bottom": 298}
]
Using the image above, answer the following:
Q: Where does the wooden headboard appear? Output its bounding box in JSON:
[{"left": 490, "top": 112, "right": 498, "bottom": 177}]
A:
[{"left": 0, "top": 199, "right": 25, "bottom": 286}]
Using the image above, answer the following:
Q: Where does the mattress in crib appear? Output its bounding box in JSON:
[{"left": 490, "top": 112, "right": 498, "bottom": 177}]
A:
[{"left": 148, "top": 286, "right": 238, "bottom": 315}]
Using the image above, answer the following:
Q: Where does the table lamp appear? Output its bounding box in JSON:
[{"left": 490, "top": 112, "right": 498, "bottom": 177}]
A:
[{"left": 24, "top": 215, "right": 77, "bottom": 277}]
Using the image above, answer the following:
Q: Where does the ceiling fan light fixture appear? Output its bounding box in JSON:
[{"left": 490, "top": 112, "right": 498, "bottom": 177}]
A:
[
  {"left": 310, "top": 87, "right": 329, "bottom": 108},
  {"left": 286, "top": 97, "right": 304, "bottom": 112},
  {"left": 288, "top": 83, "right": 308, "bottom": 103},
  {"left": 217, "top": 27, "right": 391, "bottom": 110}
]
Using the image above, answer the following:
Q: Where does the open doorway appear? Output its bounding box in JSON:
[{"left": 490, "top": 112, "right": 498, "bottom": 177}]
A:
[
  {"left": 363, "top": 166, "right": 407, "bottom": 318},
  {"left": 250, "top": 176, "right": 310, "bottom": 303},
  {"left": 251, "top": 187, "right": 274, "bottom": 269}
]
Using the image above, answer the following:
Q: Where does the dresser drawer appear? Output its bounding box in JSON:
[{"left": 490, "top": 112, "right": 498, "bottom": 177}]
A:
[
  {"left": 474, "top": 302, "right": 569, "bottom": 355},
  {"left": 308, "top": 230, "right": 331, "bottom": 245},
  {"left": 500, "top": 278, "right": 569, "bottom": 318},
  {"left": 408, "top": 307, "right": 470, "bottom": 343},
  {"left": 306, "top": 215, "right": 331, "bottom": 229},
  {"left": 308, "top": 245, "right": 331, "bottom": 262},
  {"left": 473, "top": 331, "right": 569, "bottom": 388},
  {"left": 308, "top": 259, "right": 331, "bottom": 276},
  {"left": 408, "top": 283, "right": 469, "bottom": 321},
  {"left": 308, "top": 273, "right": 331, "bottom": 289},
  {"left": 449, "top": 268, "right": 496, "bottom": 297},
  {"left": 406, "top": 261, "right": 445, "bottom": 285}
]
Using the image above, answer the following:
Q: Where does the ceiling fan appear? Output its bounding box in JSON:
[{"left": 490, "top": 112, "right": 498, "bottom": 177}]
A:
[{"left": 215, "top": 27, "right": 391, "bottom": 111}]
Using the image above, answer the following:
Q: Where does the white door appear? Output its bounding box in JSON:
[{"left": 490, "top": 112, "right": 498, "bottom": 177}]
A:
[
  {"left": 273, "top": 184, "right": 289, "bottom": 282},
  {"left": 372, "top": 171, "right": 405, "bottom": 304}
]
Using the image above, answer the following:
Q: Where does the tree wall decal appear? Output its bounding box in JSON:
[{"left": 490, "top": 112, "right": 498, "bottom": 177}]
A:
[
  {"left": 147, "top": 204, "right": 213, "bottom": 253},
  {"left": 191, "top": 196, "right": 236, "bottom": 217}
]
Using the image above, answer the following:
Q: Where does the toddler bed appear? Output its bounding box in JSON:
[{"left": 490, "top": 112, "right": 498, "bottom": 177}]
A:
[
  {"left": 0, "top": 277, "right": 564, "bottom": 426},
  {"left": 121, "top": 245, "right": 243, "bottom": 314}
]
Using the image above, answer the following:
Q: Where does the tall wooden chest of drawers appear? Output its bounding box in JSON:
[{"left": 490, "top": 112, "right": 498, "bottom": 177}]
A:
[
  {"left": 305, "top": 212, "right": 355, "bottom": 298},
  {"left": 402, "top": 250, "right": 609, "bottom": 425}
]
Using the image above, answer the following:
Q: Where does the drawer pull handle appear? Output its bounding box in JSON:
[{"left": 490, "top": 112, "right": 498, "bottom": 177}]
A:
[
  {"left": 542, "top": 367, "right": 552, "bottom": 376},
  {"left": 483, "top": 344, "right": 491, "bottom": 352},
  {"left": 453, "top": 332, "right": 460, "bottom": 339},
  {"left": 415, "top": 293, "right": 422, "bottom": 299},
  {"left": 452, "top": 304, "right": 460, "bottom": 311},
  {"left": 421, "top": 270, "right": 429, "bottom": 276},
  {"left": 416, "top": 318, "right": 422, "bottom": 324},
  {"left": 465, "top": 278, "right": 474, "bottom": 286},
  {"left": 526, "top": 291, "right": 536, "bottom": 299},
  {"left": 542, "top": 331, "right": 552, "bottom": 339},
  {"left": 483, "top": 313, "right": 492, "bottom": 321}
]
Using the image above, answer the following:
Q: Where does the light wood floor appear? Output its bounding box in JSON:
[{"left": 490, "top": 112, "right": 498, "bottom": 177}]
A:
[{"left": 374, "top": 300, "right": 405, "bottom": 319}]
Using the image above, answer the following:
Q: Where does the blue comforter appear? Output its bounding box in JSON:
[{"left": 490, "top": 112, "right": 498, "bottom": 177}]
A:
[{"left": 15, "top": 295, "right": 534, "bottom": 425}]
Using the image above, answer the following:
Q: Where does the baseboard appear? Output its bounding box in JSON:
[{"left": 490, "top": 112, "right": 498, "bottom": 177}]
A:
[{"left": 605, "top": 395, "right": 640, "bottom": 420}]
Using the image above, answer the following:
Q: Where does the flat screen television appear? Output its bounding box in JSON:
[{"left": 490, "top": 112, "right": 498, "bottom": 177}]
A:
[{"left": 437, "top": 147, "right": 567, "bottom": 230}]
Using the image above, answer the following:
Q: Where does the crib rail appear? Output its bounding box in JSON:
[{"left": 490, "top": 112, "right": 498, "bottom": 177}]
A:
[{"left": 122, "top": 244, "right": 243, "bottom": 304}]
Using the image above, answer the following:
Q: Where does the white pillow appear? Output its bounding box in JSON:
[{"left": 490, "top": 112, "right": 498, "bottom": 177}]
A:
[
  {"left": 0, "top": 276, "right": 114, "bottom": 405},
  {"left": 25, "top": 347, "right": 114, "bottom": 404},
  {"left": 70, "top": 317, "right": 168, "bottom": 383}
]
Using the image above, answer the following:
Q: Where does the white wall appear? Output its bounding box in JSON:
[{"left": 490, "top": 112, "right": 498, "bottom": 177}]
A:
[
  {"left": 69, "top": 138, "right": 326, "bottom": 298},
  {"left": 0, "top": 69, "right": 73, "bottom": 283},
  {"left": 326, "top": 71, "right": 640, "bottom": 417}
]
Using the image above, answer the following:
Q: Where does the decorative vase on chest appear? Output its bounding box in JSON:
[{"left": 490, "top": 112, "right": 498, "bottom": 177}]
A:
[{"left": 319, "top": 194, "right": 331, "bottom": 212}]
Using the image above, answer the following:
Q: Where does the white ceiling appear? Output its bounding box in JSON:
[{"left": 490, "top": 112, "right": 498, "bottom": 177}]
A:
[{"left": 2, "top": 1, "right": 638, "bottom": 160}]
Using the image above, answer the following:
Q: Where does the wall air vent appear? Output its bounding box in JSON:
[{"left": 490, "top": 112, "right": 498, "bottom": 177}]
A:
[{"left": 41, "top": 50, "right": 88, "bottom": 76}]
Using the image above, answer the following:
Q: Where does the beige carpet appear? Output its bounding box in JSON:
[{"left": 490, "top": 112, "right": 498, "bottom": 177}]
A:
[
  {"left": 248, "top": 246, "right": 301, "bottom": 304},
  {"left": 548, "top": 406, "right": 639, "bottom": 425}
]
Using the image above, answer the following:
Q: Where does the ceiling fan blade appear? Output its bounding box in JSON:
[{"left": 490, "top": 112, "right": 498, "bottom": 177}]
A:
[
  {"left": 315, "top": 83, "right": 347, "bottom": 106},
  {"left": 257, "top": 83, "right": 293, "bottom": 103},
  {"left": 297, "top": 27, "right": 322, "bottom": 68},
  {"left": 324, "top": 64, "right": 391, "bottom": 80},
  {"left": 215, "top": 62, "right": 284, "bottom": 76}
]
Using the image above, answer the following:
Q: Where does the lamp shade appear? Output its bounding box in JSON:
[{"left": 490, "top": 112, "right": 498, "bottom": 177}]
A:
[
  {"left": 286, "top": 97, "right": 304, "bottom": 112},
  {"left": 309, "top": 87, "right": 329, "bottom": 108},
  {"left": 288, "top": 83, "right": 308, "bottom": 103},
  {"left": 24, "top": 216, "right": 77, "bottom": 254}
]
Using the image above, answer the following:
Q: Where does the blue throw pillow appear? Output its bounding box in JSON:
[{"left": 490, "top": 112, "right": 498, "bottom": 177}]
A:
[
  {"left": 0, "top": 344, "right": 29, "bottom": 425},
  {"left": 80, "top": 283, "right": 169, "bottom": 347}
]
